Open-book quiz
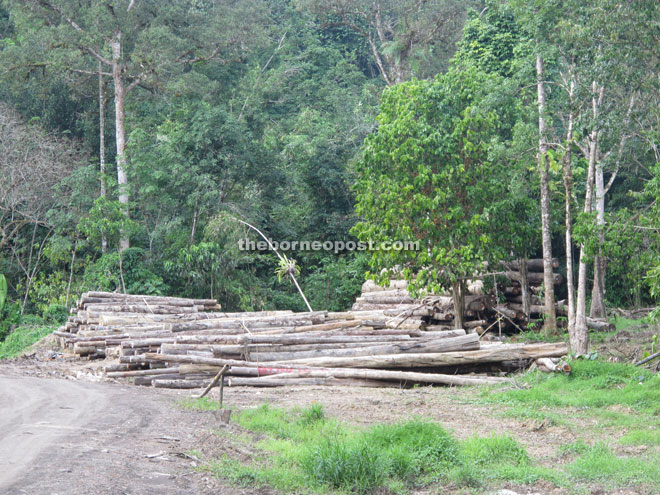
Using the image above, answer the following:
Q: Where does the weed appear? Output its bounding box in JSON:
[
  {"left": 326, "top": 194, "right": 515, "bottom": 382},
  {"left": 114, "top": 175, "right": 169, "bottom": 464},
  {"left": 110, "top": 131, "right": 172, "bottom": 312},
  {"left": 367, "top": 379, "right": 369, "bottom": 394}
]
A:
[
  {"left": 0, "top": 324, "right": 55, "bottom": 359},
  {"left": 299, "top": 402, "right": 325, "bottom": 426},
  {"left": 301, "top": 437, "right": 387, "bottom": 494},
  {"left": 178, "top": 397, "right": 221, "bottom": 411},
  {"left": 568, "top": 443, "right": 660, "bottom": 488},
  {"left": 618, "top": 429, "right": 660, "bottom": 446}
]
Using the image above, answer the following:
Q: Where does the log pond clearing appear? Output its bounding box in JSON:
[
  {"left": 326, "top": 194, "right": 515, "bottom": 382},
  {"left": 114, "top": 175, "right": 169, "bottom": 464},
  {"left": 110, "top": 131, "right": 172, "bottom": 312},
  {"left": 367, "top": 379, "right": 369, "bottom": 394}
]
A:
[{"left": 1, "top": 316, "right": 658, "bottom": 495}]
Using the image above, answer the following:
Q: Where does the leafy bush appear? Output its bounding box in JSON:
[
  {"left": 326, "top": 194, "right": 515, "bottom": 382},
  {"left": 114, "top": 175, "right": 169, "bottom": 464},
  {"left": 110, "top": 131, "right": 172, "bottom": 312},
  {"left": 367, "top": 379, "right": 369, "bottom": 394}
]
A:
[
  {"left": 43, "top": 304, "right": 69, "bottom": 323},
  {"left": 0, "top": 324, "right": 54, "bottom": 359},
  {"left": 82, "top": 248, "right": 168, "bottom": 295},
  {"left": 0, "top": 301, "right": 21, "bottom": 342}
]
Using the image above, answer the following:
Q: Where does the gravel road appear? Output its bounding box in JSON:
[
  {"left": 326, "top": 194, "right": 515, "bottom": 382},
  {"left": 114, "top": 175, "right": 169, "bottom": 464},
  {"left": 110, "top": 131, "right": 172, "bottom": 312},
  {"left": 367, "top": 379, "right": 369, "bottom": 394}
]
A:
[{"left": 0, "top": 371, "right": 216, "bottom": 495}]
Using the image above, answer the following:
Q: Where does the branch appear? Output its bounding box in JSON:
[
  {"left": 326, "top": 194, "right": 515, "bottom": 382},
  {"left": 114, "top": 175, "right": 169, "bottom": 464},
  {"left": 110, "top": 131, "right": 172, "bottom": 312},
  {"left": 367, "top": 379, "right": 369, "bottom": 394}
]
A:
[
  {"left": 604, "top": 93, "right": 636, "bottom": 195},
  {"left": 69, "top": 68, "right": 113, "bottom": 77},
  {"left": 235, "top": 218, "right": 313, "bottom": 312},
  {"left": 36, "top": 0, "right": 112, "bottom": 66}
]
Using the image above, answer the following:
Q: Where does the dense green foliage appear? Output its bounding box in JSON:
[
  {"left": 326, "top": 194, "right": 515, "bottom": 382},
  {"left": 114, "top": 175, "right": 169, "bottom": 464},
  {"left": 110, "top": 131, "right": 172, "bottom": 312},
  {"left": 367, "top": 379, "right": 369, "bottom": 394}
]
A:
[{"left": 0, "top": 0, "right": 659, "bottom": 333}]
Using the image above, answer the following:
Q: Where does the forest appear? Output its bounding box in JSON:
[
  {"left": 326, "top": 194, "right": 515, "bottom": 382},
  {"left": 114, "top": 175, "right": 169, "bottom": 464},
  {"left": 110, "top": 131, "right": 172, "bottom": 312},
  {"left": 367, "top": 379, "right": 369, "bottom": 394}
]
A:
[{"left": 1, "top": 0, "right": 660, "bottom": 356}]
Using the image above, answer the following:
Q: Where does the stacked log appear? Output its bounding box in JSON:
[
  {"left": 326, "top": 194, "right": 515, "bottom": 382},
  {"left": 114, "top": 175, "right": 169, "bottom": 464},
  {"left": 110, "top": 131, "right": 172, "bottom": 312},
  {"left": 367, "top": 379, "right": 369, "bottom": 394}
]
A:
[
  {"left": 349, "top": 259, "right": 611, "bottom": 334},
  {"left": 56, "top": 285, "right": 571, "bottom": 390}
]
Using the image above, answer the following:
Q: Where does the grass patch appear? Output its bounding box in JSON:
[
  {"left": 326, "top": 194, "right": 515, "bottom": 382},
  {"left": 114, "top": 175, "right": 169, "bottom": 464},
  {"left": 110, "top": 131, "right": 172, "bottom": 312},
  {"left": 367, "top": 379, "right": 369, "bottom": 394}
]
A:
[
  {"left": 188, "top": 364, "right": 660, "bottom": 494},
  {"left": 487, "top": 359, "right": 660, "bottom": 414},
  {"left": 618, "top": 430, "right": 660, "bottom": 446},
  {"left": 0, "top": 324, "right": 55, "bottom": 359},
  {"left": 568, "top": 443, "right": 660, "bottom": 488},
  {"left": 612, "top": 316, "right": 644, "bottom": 332},
  {"left": 194, "top": 402, "right": 561, "bottom": 494},
  {"left": 179, "top": 396, "right": 223, "bottom": 411}
]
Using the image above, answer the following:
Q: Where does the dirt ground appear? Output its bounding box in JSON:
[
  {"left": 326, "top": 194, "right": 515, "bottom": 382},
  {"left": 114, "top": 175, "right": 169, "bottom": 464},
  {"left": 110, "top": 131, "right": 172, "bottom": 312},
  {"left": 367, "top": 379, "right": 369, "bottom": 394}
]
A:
[{"left": 0, "top": 324, "right": 657, "bottom": 495}]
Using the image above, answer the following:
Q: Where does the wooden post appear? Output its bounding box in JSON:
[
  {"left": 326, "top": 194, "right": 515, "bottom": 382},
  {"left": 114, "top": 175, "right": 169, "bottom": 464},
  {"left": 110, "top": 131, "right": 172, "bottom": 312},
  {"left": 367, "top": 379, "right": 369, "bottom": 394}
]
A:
[{"left": 197, "top": 364, "right": 229, "bottom": 399}]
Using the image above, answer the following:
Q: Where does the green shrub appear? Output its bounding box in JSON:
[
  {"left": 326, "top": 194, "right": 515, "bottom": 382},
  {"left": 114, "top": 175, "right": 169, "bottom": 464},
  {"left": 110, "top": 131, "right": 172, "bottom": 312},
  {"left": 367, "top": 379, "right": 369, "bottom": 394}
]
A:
[
  {"left": 0, "top": 301, "right": 20, "bottom": 342},
  {"left": 301, "top": 437, "right": 388, "bottom": 494},
  {"left": 364, "top": 420, "right": 460, "bottom": 480},
  {"left": 0, "top": 324, "right": 54, "bottom": 359},
  {"left": 43, "top": 304, "right": 68, "bottom": 323},
  {"left": 299, "top": 403, "right": 325, "bottom": 426},
  {"left": 82, "top": 248, "right": 168, "bottom": 295}
]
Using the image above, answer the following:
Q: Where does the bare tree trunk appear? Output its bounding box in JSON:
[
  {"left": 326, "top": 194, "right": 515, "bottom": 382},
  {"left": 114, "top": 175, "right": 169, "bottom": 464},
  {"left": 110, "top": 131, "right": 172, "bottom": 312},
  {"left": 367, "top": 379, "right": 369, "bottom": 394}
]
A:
[
  {"left": 575, "top": 82, "right": 603, "bottom": 354},
  {"left": 536, "top": 54, "right": 557, "bottom": 334},
  {"left": 112, "top": 34, "right": 130, "bottom": 252},
  {"left": 563, "top": 79, "right": 576, "bottom": 332},
  {"left": 589, "top": 93, "right": 634, "bottom": 319},
  {"left": 66, "top": 242, "right": 77, "bottom": 307},
  {"left": 99, "top": 61, "right": 107, "bottom": 254},
  {"left": 519, "top": 257, "right": 530, "bottom": 318},
  {"left": 452, "top": 279, "right": 465, "bottom": 330},
  {"left": 590, "top": 158, "right": 607, "bottom": 318}
]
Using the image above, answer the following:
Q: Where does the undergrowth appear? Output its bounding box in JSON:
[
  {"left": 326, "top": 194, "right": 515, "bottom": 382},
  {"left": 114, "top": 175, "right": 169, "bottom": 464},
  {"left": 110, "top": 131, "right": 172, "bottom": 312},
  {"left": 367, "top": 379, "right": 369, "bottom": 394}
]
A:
[
  {"left": 199, "top": 403, "right": 558, "bottom": 494},
  {"left": 187, "top": 358, "right": 660, "bottom": 494},
  {"left": 0, "top": 324, "right": 55, "bottom": 359}
]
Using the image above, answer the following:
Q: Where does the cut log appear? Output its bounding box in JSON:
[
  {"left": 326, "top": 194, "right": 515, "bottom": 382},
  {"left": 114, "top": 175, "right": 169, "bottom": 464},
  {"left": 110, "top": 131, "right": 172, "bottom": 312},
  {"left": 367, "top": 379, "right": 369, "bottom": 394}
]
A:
[
  {"left": 535, "top": 358, "right": 571, "bottom": 374},
  {"left": 361, "top": 280, "right": 410, "bottom": 292},
  {"left": 243, "top": 334, "right": 479, "bottom": 362},
  {"left": 265, "top": 342, "right": 568, "bottom": 369},
  {"left": 505, "top": 271, "right": 563, "bottom": 285}
]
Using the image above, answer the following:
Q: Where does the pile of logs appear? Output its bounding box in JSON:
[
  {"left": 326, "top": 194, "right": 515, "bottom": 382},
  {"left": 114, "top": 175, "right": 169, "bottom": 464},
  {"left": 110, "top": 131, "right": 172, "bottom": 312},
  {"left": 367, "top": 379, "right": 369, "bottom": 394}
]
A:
[
  {"left": 352, "top": 259, "right": 613, "bottom": 334},
  {"left": 56, "top": 289, "right": 568, "bottom": 389}
]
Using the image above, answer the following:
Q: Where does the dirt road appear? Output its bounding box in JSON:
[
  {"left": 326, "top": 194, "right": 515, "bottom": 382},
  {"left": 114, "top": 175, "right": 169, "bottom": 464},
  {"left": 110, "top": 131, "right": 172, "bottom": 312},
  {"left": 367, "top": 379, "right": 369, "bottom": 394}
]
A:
[{"left": 0, "top": 370, "right": 219, "bottom": 495}]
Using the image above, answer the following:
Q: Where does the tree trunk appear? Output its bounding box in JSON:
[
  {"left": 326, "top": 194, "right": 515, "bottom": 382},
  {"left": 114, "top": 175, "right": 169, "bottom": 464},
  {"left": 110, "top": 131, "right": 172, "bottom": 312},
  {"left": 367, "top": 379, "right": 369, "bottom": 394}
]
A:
[
  {"left": 590, "top": 160, "right": 607, "bottom": 318},
  {"left": 563, "top": 80, "right": 576, "bottom": 332},
  {"left": 519, "top": 257, "right": 531, "bottom": 318},
  {"left": 112, "top": 34, "right": 130, "bottom": 252},
  {"left": 574, "top": 81, "right": 603, "bottom": 354},
  {"left": 536, "top": 54, "right": 557, "bottom": 334},
  {"left": 451, "top": 279, "right": 465, "bottom": 330},
  {"left": 99, "top": 61, "right": 107, "bottom": 254}
]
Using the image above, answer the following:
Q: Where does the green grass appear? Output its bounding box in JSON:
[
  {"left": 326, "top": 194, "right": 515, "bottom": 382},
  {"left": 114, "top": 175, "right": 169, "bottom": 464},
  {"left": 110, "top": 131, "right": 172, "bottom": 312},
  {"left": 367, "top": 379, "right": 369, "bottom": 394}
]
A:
[
  {"left": 193, "top": 403, "right": 566, "bottom": 494},
  {"left": 186, "top": 359, "right": 660, "bottom": 494},
  {"left": 179, "top": 396, "right": 224, "bottom": 411},
  {"left": 618, "top": 430, "right": 660, "bottom": 446},
  {"left": 0, "top": 324, "right": 55, "bottom": 359},
  {"left": 612, "top": 316, "right": 644, "bottom": 332},
  {"left": 568, "top": 443, "right": 660, "bottom": 488},
  {"left": 486, "top": 359, "right": 660, "bottom": 414}
]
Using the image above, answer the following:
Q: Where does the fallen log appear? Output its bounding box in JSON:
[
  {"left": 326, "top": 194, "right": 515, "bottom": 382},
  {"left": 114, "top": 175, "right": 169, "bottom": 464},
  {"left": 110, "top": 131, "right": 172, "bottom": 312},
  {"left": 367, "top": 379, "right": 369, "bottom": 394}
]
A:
[
  {"left": 145, "top": 342, "right": 567, "bottom": 370},
  {"left": 106, "top": 367, "right": 180, "bottom": 378},
  {"left": 266, "top": 342, "right": 568, "bottom": 369},
  {"left": 173, "top": 359, "right": 509, "bottom": 387},
  {"left": 505, "top": 271, "right": 564, "bottom": 285},
  {"left": 244, "top": 334, "right": 479, "bottom": 362},
  {"left": 535, "top": 358, "right": 571, "bottom": 374}
]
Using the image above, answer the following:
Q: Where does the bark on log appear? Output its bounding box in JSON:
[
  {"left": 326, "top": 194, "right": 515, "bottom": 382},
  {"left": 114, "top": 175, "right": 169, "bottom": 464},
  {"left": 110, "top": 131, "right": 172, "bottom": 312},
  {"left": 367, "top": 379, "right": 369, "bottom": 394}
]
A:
[
  {"left": 505, "top": 271, "right": 564, "bottom": 285},
  {"left": 266, "top": 342, "right": 568, "bottom": 368},
  {"left": 361, "top": 280, "right": 410, "bottom": 292},
  {"left": 535, "top": 358, "right": 571, "bottom": 374},
  {"left": 243, "top": 334, "right": 479, "bottom": 362}
]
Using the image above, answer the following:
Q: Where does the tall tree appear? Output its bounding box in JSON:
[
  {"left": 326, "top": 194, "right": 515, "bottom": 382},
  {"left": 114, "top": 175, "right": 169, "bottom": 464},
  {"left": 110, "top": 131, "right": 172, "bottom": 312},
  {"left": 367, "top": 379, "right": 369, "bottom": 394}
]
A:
[
  {"left": 7, "top": 0, "right": 267, "bottom": 251},
  {"left": 301, "top": 0, "right": 466, "bottom": 85},
  {"left": 353, "top": 66, "right": 513, "bottom": 328}
]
